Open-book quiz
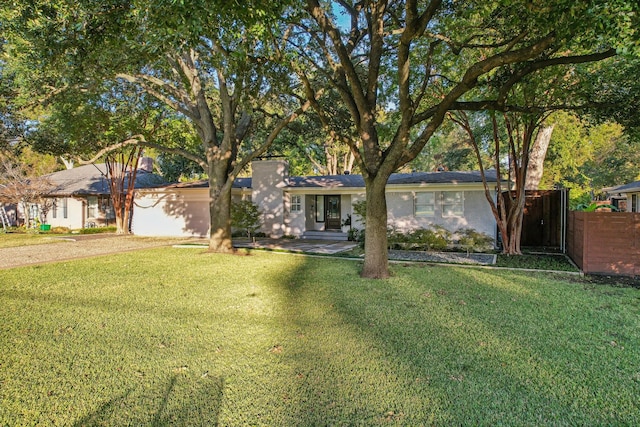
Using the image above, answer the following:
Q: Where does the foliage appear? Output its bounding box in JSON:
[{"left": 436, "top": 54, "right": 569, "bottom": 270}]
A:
[
  {"left": 352, "top": 200, "right": 367, "bottom": 226},
  {"left": 0, "top": 148, "right": 59, "bottom": 228},
  {"left": 1, "top": 249, "right": 639, "bottom": 424},
  {"left": 386, "top": 226, "right": 494, "bottom": 253},
  {"left": 542, "top": 112, "right": 640, "bottom": 203},
  {"left": 455, "top": 228, "right": 495, "bottom": 252},
  {"left": 76, "top": 226, "right": 117, "bottom": 234},
  {"left": 231, "top": 200, "right": 262, "bottom": 239},
  {"left": 291, "top": 0, "right": 638, "bottom": 277},
  {"left": 2, "top": 0, "right": 303, "bottom": 253},
  {"left": 575, "top": 203, "right": 618, "bottom": 212},
  {"left": 495, "top": 253, "right": 578, "bottom": 272}
]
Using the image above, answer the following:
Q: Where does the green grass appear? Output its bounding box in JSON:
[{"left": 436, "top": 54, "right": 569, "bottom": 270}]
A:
[
  {"left": 0, "top": 232, "right": 66, "bottom": 248},
  {"left": 1, "top": 249, "right": 639, "bottom": 425},
  {"left": 495, "top": 253, "right": 578, "bottom": 271}
]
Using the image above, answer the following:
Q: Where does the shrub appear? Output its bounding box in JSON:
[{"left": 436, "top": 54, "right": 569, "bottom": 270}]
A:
[
  {"left": 78, "top": 226, "right": 117, "bottom": 234},
  {"left": 50, "top": 226, "right": 71, "bottom": 234},
  {"left": 454, "top": 228, "right": 494, "bottom": 252},
  {"left": 348, "top": 227, "right": 364, "bottom": 243},
  {"left": 231, "top": 200, "right": 262, "bottom": 239},
  {"left": 387, "top": 226, "right": 450, "bottom": 251},
  {"left": 409, "top": 227, "right": 450, "bottom": 251},
  {"left": 352, "top": 200, "right": 367, "bottom": 226}
]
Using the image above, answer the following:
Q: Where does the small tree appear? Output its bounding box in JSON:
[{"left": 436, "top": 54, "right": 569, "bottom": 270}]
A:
[
  {"left": 231, "top": 200, "right": 262, "bottom": 239},
  {"left": 0, "top": 155, "right": 55, "bottom": 228},
  {"left": 104, "top": 147, "right": 143, "bottom": 234}
]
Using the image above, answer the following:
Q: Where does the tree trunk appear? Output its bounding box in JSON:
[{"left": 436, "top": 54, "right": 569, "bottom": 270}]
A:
[
  {"left": 208, "top": 182, "right": 234, "bottom": 252},
  {"left": 361, "top": 175, "right": 390, "bottom": 279},
  {"left": 207, "top": 152, "right": 235, "bottom": 252},
  {"left": 525, "top": 124, "right": 554, "bottom": 190}
]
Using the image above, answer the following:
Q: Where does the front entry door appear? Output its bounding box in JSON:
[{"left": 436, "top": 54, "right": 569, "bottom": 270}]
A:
[{"left": 325, "top": 195, "right": 341, "bottom": 230}]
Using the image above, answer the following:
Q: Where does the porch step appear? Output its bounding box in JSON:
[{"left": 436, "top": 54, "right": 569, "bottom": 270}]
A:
[{"left": 302, "top": 230, "right": 349, "bottom": 241}]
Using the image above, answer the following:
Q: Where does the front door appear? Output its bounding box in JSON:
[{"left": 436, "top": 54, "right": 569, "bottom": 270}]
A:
[{"left": 325, "top": 195, "right": 341, "bottom": 230}]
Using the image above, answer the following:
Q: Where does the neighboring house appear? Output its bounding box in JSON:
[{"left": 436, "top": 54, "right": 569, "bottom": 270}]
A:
[
  {"left": 132, "top": 159, "right": 500, "bottom": 241},
  {"left": 30, "top": 160, "right": 167, "bottom": 229},
  {"left": 605, "top": 180, "right": 640, "bottom": 213},
  {"left": 1, "top": 202, "right": 18, "bottom": 227}
]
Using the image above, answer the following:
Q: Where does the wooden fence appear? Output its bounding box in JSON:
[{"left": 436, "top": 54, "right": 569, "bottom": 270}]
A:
[{"left": 567, "top": 211, "right": 640, "bottom": 277}]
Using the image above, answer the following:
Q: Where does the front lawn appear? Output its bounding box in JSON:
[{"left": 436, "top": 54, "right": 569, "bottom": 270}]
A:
[
  {"left": 1, "top": 249, "right": 638, "bottom": 425},
  {"left": 0, "top": 232, "right": 66, "bottom": 249}
]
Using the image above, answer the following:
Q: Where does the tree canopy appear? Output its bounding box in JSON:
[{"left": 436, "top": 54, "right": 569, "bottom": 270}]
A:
[{"left": 2, "top": 0, "right": 638, "bottom": 277}]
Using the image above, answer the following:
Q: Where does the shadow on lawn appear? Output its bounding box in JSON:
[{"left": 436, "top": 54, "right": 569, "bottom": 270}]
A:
[
  {"left": 269, "top": 258, "right": 638, "bottom": 424},
  {"left": 72, "top": 374, "right": 225, "bottom": 426}
]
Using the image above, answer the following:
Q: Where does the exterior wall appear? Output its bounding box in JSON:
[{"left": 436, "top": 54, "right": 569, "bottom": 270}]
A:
[
  {"left": 626, "top": 192, "right": 639, "bottom": 212},
  {"left": 43, "top": 196, "right": 115, "bottom": 230},
  {"left": 251, "top": 160, "right": 288, "bottom": 238},
  {"left": 567, "top": 211, "right": 640, "bottom": 277},
  {"left": 43, "top": 197, "right": 84, "bottom": 229},
  {"left": 386, "top": 189, "right": 495, "bottom": 238},
  {"left": 282, "top": 192, "right": 305, "bottom": 237},
  {"left": 348, "top": 188, "right": 495, "bottom": 238},
  {"left": 132, "top": 189, "right": 210, "bottom": 237}
]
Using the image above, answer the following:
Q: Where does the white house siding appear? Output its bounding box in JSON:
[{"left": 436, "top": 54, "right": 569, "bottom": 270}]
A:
[
  {"left": 46, "top": 197, "right": 84, "bottom": 229},
  {"left": 132, "top": 189, "right": 210, "bottom": 237},
  {"left": 252, "top": 160, "right": 288, "bottom": 237},
  {"left": 386, "top": 189, "right": 496, "bottom": 238},
  {"left": 282, "top": 192, "right": 305, "bottom": 237},
  {"left": 347, "top": 187, "right": 496, "bottom": 239}
]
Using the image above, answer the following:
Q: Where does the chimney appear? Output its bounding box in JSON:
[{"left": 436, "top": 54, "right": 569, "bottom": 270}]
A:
[{"left": 138, "top": 157, "right": 154, "bottom": 173}]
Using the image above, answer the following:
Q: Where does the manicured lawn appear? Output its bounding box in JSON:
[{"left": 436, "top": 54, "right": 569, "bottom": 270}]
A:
[
  {"left": 1, "top": 249, "right": 639, "bottom": 425},
  {"left": 0, "top": 232, "right": 66, "bottom": 248}
]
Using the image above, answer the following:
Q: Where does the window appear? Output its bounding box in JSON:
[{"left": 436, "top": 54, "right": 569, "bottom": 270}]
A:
[
  {"left": 29, "top": 204, "right": 39, "bottom": 222},
  {"left": 52, "top": 199, "right": 58, "bottom": 219},
  {"left": 414, "top": 192, "right": 435, "bottom": 217},
  {"left": 442, "top": 191, "right": 464, "bottom": 217},
  {"left": 633, "top": 194, "right": 638, "bottom": 213},
  {"left": 315, "top": 195, "right": 324, "bottom": 222},
  {"left": 290, "top": 195, "right": 301, "bottom": 212},
  {"left": 61, "top": 198, "right": 68, "bottom": 219},
  {"left": 87, "top": 196, "right": 98, "bottom": 218}
]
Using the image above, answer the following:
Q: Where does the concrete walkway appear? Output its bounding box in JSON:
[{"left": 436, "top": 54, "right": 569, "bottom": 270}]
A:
[{"left": 233, "top": 238, "right": 359, "bottom": 254}]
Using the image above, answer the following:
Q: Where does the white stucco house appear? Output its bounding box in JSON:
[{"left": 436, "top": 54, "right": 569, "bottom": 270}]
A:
[{"left": 132, "top": 159, "right": 500, "bottom": 241}]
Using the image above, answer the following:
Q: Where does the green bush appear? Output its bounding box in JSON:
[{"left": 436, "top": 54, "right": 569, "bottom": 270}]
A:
[
  {"left": 387, "top": 226, "right": 450, "bottom": 251},
  {"left": 386, "top": 226, "right": 493, "bottom": 252},
  {"left": 231, "top": 200, "right": 262, "bottom": 239},
  {"left": 77, "top": 226, "right": 117, "bottom": 234},
  {"left": 409, "top": 226, "right": 450, "bottom": 250},
  {"left": 352, "top": 200, "right": 367, "bottom": 225},
  {"left": 348, "top": 227, "right": 364, "bottom": 243},
  {"left": 454, "top": 228, "right": 494, "bottom": 252}
]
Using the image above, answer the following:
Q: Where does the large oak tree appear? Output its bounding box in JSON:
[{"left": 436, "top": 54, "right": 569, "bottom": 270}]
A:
[
  {"left": 292, "top": 0, "right": 637, "bottom": 277},
  {"left": 2, "top": 0, "right": 304, "bottom": 252}
]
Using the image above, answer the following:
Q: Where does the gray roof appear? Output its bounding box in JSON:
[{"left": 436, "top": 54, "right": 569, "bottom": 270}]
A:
[
  {"left": 287, "top": 170, "right": 498, "bottom": 188},
  {"left": 44, "top": 164, "right": 168, "bottom": 196},
  {"left": 606, "top": 180, "right": 640, "bottom": 194},
  {"left": 163, "top": 177, "right": 252, "bottom": 189},
  {"left": 162, "top": 170, "right": 498, "bottom": 190}
]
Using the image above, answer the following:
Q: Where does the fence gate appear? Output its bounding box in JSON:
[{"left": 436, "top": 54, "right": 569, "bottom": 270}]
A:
[{"left": 502, "top": 189, "right": 568, "bottom": 250}]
